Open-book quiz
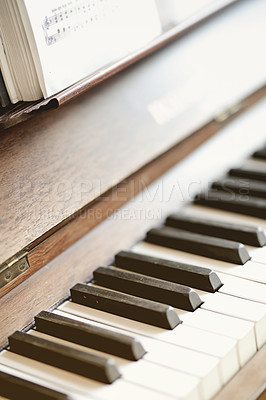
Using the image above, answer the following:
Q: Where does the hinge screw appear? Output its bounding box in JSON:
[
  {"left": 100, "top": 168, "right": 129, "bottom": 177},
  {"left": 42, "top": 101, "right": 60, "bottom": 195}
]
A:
[
  {"left": 19, "top": 262, "right": 26, "bottom": 271},
  {"left": 5, "top": 271, "right": 12, "bottom": 280}
]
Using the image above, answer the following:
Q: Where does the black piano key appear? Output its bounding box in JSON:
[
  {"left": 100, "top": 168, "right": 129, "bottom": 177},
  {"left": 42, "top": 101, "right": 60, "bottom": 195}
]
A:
[
  {"left": 145, "top": 226, "right": 250, "bottom": 265},
  {"left": 71, "top": 283, "right": 181, "bottom": 330},
  {"left": 166, "top": 212, "right": 266, "bottom": 247},
  {"left": 8, "top": 331, "right": 120, "bottom": 384},
  {"left": 0, "top": 370, "right": 69, "bottom": 400},
  {"left": 93, "top": 267, "right": 202, "bottom": 311},
  {"left": 115, "top": 251, "right": 222, "bottom": 293},
  {"left": 195, "top": 190, "right": 266, "bottom": 219},
  {"left": 212, "top": 177, "right": 266, "bottom": 201},
  {"left": 35, "top": 311, "right": 146, "bottom": 361},
  {"left": 229, "top": 167, "right": 266, "bottom": 182},
  {"left": 252, "top": 148, "right": 266, "bottom": 160}
]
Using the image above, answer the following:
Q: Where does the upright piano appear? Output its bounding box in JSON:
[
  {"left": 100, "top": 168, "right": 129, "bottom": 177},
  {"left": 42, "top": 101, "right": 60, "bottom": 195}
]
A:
[{"left": 0, "top": 0, "right": 265, "bottom": 399}]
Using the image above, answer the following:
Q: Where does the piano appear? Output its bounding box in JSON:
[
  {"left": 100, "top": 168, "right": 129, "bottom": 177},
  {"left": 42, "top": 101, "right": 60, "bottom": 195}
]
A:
[{"left": 0, "top": 0, "right": 265, "bottom": 399}]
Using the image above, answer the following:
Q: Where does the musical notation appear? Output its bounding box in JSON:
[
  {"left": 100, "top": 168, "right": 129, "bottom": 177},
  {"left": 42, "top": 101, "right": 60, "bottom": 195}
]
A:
[{"left": 42, "top": 0, "right": 119, "bottom": 46}]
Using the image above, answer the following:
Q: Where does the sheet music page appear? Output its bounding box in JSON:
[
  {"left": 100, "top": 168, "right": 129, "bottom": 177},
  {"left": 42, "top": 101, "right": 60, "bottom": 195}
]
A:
[{"left": 17, "top": 0, "right": 161, "bottom": 98}]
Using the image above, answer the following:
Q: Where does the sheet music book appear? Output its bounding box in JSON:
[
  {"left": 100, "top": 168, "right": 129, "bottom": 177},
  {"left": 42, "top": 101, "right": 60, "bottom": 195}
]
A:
[{"left": 0, "top": 0, "right": 161, "bottom": 103}]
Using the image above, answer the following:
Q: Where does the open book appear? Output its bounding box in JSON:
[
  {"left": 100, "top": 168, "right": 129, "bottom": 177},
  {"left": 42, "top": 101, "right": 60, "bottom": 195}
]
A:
[{"left": 0, "top": 0, "right": 161, "bottom": 104}]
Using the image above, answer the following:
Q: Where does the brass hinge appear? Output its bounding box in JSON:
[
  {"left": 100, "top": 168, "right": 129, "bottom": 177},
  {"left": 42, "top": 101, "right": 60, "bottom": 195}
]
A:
[{"left": 0, "top": 251, "right": 29, "bottom": 289}]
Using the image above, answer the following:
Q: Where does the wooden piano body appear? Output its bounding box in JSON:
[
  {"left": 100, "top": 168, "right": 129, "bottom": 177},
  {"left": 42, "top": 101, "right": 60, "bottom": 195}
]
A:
[{"left": 0, "top": 0, "right": 265, "bottom": 399}]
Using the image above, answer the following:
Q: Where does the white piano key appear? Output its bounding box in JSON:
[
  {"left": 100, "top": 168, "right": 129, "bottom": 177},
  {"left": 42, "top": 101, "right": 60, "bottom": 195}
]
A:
[
  {"left": 198, "top": 292, "right": 266, "bottom": 349},
  {"left": 18, "top": 329, "right": 202, "bottom": 400},
  {"left": 217, "top": 272, "right": 266, "bottom": 304},
  {"left": 121, "top": 360, "right": 200, "bottom": 400},
  {"left": 132, "top": 242, "right": 266, "bottom": 284},
  {"left": 53, "top": 309, "right": 222, "bottom": 400},
  {"left": 250, "top": 246, "right": 266, "bottom": 265},
  {"left": 92, "top": 379, "right": 176, "bottom": 400},
  {"left": 242, "top": 158, "right": 266, "bottom": 173},
  {"left": 183, "top": 204, "right": 266, "bottom": 231},
  {"left": 0, "top": 351, "right": 176, "bottom": 400},
  {"left": 180, "top": 308, "right": 256, "bottom": 367},
  {"left": 58, "top": 301, "right": 239, "bottom": 385}
]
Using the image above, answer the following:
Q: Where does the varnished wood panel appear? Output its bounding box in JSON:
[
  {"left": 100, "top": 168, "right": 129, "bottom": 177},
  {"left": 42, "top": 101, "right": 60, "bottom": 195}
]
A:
[{"left": 0, "top": 0, "right": 265, "bottom": 268}]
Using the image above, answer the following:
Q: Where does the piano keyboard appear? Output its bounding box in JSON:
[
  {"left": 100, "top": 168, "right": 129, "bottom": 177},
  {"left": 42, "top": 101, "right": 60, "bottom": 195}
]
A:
[{"left": 1, "top": 122, "right": 266, "bottom": 399}]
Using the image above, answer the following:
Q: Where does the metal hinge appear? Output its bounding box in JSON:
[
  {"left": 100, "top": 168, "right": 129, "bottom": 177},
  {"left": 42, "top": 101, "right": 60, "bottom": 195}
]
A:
[
  {"left": 0, "top": 251, "right": 29, "bottom": 289},
  {"left": 214, "top": 101, "right": 243, "bottom": 123}
]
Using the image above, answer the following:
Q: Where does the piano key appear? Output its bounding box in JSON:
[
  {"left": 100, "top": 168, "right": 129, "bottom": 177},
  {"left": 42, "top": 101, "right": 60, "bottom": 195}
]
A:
[
  {"left": 178, "top": 308, "right": 256, "bottom": 367},
  {"left": 0, "top": 351, "right": 172, "bottom": 400},
  {"left": 185, "top": 203, "right": 266, "bottom": 230},
  {"left": 53, "top": 310, "right": 222, "bottom": 400},
  {"left": 195, "top": 291, "right": 266, "bottom": 348},
  {"left": 216, "top": 272, "right": 266, "bottom": 304},
  {"left": 195, "top": 190, "right": 266, "bottom": 219},
  {"left": 59, "top": 301, "right": 240, "bottom": 385},
  {"left": 93, "top": 267, "right": 202, "bottom": 311},
  {"left": 229, "top": 167, "right": 266, "bottom": 182},
  {"left": 29, "top": 329, "right": 202, "bottom": 400},
  {"left": 70, "top": 283, "right": 181, "bottom": 330},
  {"left": 145, "top": 226, "right": 250, "bottom": 264},
  {"left": 90, "top": 380, "right": 174, "bottom": 400},
  {"left": 162, "top": 292, "right": 260, "bottom": 366},
  {"left": 132, "top": 242, "right": 266, "bottom": 294},
  {"left": 8, "top": 331, "right": 120, "bottom": 384},
  {"left": 165, "top": 212, "right": 266, "bottom": 246},
  {"left": 35, "top": 311, "right": 146, "bottom": 361},
  {"left": 0, "top": 369, "right": 70, "bottom": 400},
  {"left": 212, "top": 177, "right": 266, "bottom": 202},
  {"left": 93, "top": 379, "right": 179, "bottom": 400},
  {"left": 120, "top": 358, "right": 200, "bottom": 400},
  {"left": 253, "top": 148, "right": 266, "bottom": 160},
  {"left": 249, "top": 246, "right": 266, "bottom": 265},
  {"left": 114, "top": 251, "right": 222, "bottom": 293},
  {"left": 231, "top": 157, "right": 266, "bottom": 174}
]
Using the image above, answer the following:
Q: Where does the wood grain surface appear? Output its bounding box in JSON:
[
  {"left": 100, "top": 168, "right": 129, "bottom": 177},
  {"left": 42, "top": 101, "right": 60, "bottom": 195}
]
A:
[{"left": 0, "top": 0, "right": 265, "bottom": 270}]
